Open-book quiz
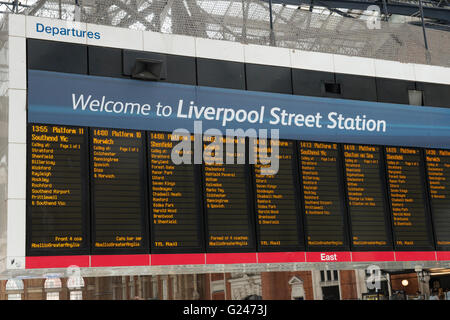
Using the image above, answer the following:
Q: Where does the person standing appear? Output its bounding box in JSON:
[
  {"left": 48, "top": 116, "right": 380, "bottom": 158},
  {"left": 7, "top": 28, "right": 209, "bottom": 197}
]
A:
[
  {"left": 429, "top": 289, "right": 439, "bottom": 300},
  {"left": 445, "top": 289, "right": 450, "bottom": 301}
]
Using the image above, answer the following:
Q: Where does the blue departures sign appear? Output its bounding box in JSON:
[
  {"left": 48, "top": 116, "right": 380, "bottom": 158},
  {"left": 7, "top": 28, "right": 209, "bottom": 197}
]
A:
[{"left": 28, "top": 70, "right": 450, "bottom": 149}]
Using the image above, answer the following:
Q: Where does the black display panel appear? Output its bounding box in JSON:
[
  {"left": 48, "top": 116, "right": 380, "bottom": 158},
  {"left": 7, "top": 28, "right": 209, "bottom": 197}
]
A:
[
  {"left": 148, "top": 132, "right": 204, "bottom": 253},
  {"left": 27, "top": 124, "right": 89, "bottom": 255},
  {"left": 385, "top": 146, "right": 434, "bottom": 250},
  {"left": 90, "top": 128, "right": 148, "bottom": 253},
  {"left": 425, "top": 148, "right": 450, "bottom": 250},
  {"left": 202, "top": 136, "right": 256, "bottom": 252},
  {"left": 343, "top": 144, "right": 393, "bottom": 250},
  {"left": 299, "top": 141, "right": 349, "bottom": 251},
  {"left": 253, "top": 139, "right": 304, "bottom": 251}
]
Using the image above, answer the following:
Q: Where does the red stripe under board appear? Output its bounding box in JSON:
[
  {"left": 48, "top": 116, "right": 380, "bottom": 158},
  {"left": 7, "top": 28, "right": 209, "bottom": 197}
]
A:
[
  {"left": 90, "top": 254, "right": 150, "bottom": 267},
  {"left": 435, "top": 252, "right": 450, "bottom": 261},
  {"left": 151, "top": 254, "right": 205, "bottom": 266},
  {"left": 394, "top": 251, "right": 436, "bottom": 262},
  {"left": 352, "top": 251, "right": 395, "bottom": 262},
  {"left": 26, "top": 251, "right": 444, "bottom": 268},
  {"left": 26, "top": 256, "right": 89, "bottom": 269},
  {"left": 306, "top": 252, "right": 352, "bottom": 263},
  {"left": 206, "top": 253, "right": 257, "bottom": 264},
  {"left": 257, "top": 252, "right": 306, "bottom": 263}
]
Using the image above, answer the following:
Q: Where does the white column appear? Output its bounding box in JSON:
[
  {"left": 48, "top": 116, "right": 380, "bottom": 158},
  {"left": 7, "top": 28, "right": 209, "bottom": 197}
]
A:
[
  {"left": 121, "top": 276, "right": 127, "bottom": 300},
  {"left": 355, "top": 269, "right": 368, "bottom": 299},
  {"left": 193, "top": 274, "right": 200, "bottom": 300},
  {"left": 5, "top": 28, "right": 27, "bottom": 270},
  {"left": 311, "top": 270, "right": 323, "bottom": 300}
]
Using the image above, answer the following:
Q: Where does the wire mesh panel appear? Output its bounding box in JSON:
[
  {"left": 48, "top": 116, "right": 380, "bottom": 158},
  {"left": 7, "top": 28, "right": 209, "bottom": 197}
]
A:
[{"left": 10, "top": 0, "right": 448, "bottom": 66}]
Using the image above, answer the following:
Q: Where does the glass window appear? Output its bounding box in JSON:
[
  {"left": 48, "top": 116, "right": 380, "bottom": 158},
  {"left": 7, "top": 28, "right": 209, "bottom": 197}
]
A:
[
  {"left": 6, "top": 279, "right": 24, "bottom": 291},
  {"left": 46, "top": 292, "right": 60, "bottom": 300},
  {"left": 44, "top": 278, "right": 62, "bottom": 289},
  {"left": 6, "top": 279, "right": 23, "bottom": 301},
  {"left": 70, "top": 291, "right": 83, "bottom": 300},
  {"left": 67, "top": 276, "right": 85, "bottom": 290},
  {"left": 7, "top": 294, "right": 21, "bottom": 300}
]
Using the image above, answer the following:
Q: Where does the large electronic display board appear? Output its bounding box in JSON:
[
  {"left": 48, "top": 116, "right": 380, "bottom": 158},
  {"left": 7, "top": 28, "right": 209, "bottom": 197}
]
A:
[
  {"left": 148, "top": 132, "right": 204, "bottom": 253},
  {"left": 26, "top": 70, "right": 450, "bottom": 259},
  {"left": 253, "top": 139, "right": 304, "bottom": 251},
  {"left": 26, "top": 124, "right": 89, "bottom": 255},
  {"left": 425, "top": 149, "right": 450, "bottom": 250},
  {"left": 90, "top": 128, "right": 148, "bottom": 253},
  {"left": 299, "top": 142, "right": 349, "bottom": 251},
  {"left": 343, "top": 144, "right": 393, "bottom": 250},
  {"left": 202, "top": 136, "right": 256, "bottom": 252},
  {"left": 385, "top": 147, "right": 435, "bottom": 250}
]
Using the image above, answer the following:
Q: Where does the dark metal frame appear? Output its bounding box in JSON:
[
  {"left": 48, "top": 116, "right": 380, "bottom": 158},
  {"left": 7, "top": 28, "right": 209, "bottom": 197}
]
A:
[{"left": 265, "top": 0, "right": 450, "bottom": 22}]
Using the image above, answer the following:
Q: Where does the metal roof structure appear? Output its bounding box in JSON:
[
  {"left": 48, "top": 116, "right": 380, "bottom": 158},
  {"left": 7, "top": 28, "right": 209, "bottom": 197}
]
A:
[{"left": 0, "top": 0, "right": 449, "bottom": 66}]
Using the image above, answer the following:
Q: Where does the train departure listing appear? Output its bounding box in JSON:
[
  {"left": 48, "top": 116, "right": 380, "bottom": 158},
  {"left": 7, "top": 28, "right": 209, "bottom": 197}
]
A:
[
  {"left": 26, "top": 122, "right": 449, "bottom": 257},
  {"left": 203, "top": 136, "right": 255, "bottom": 251},
  {"left": 27, "top": 124, "right": 88, "bottom": 254},
  {"left": 91, "top": 128, "right": 147, "bottom": 251},
  {"left": 426, "top": 149, "right": 450, "bottom": 250},
  {"left": 149, "top": 132, "right": 203, "bottom": 252},
  {"left": 343, "top": 144, "right": 392, "bottom": 249},
  {"left": 300, "top": 142, "right": 347, "bottom": 249},
  {"left": 254, "top": 139, "right": 303, "bottom": 250},
  {"left": 385, "top": 147, "right": 434, "bottom": 249}
]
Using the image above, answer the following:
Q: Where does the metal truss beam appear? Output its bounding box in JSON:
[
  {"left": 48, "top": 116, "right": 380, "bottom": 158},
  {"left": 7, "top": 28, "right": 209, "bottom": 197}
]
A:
[{"left": 265, "top": 0, "right": 450, "bottom": 22}]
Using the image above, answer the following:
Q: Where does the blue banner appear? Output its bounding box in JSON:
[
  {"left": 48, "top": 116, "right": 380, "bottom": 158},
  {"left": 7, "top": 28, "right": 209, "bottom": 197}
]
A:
[{"left": 28, "top": 70, "right": 450, "bottom": 149}]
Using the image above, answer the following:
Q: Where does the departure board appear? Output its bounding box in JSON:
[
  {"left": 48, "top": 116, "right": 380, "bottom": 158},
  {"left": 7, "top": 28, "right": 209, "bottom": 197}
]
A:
[
  {"left": 90, "top": 128, "right": 148, "bottom": 252},
  {"left": 425, "top": 148, "right": 450, "bottom": 250},
  {"left": 299, "top": 141, "right": 348, "bottom": 250},
  {"left": 148, "top": 132, "right": 204, "bottom": 253},
  {"left": 343, "top": 144, "right": 392, "bottom": 250},
  {"left": 253, "top": 139, "right": 304, "bottom": 251},
  {"left": 27, "top": 124, "right": 88, "bottom": 255},
  {"left": 203, "top": 136, "right": 255, "bottom": 252},
  {"left": 385, "top": 146, "right": 434, "bottom": 250}
]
